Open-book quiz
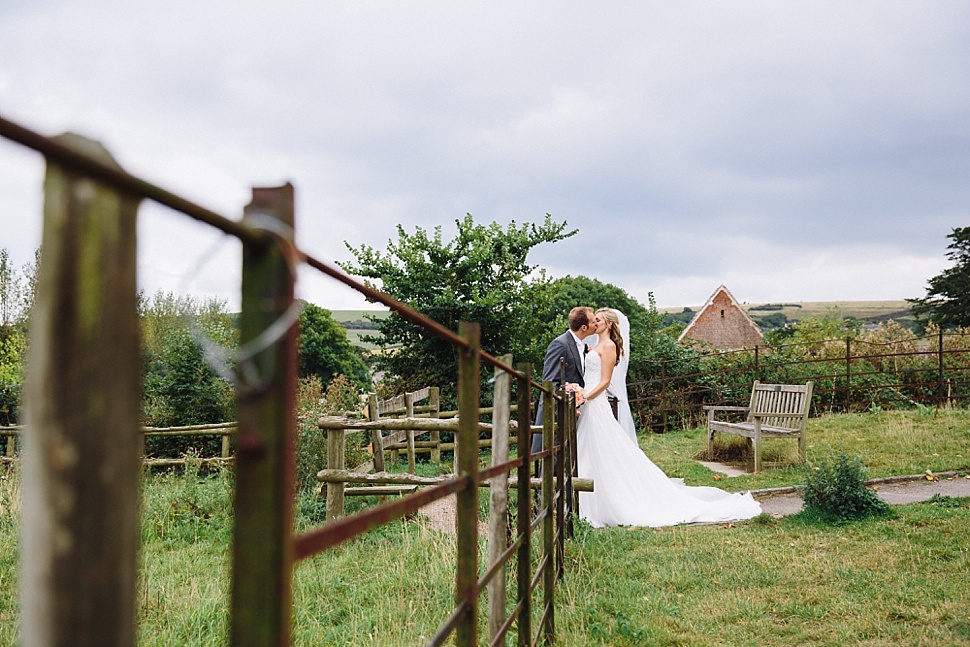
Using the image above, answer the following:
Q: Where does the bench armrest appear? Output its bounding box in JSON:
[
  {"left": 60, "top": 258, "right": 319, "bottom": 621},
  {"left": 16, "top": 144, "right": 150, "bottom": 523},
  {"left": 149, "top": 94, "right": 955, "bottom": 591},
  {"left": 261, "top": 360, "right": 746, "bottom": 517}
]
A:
[{"left": 703, "top": 405, "right": 749, "bottom": 412}]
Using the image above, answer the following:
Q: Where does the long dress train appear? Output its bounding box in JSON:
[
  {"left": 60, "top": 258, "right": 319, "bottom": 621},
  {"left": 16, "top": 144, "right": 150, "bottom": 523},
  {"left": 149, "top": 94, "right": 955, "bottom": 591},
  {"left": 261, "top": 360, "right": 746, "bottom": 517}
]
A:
[{"left": 578, "top": 351, "right": 762, "bottom": 528}]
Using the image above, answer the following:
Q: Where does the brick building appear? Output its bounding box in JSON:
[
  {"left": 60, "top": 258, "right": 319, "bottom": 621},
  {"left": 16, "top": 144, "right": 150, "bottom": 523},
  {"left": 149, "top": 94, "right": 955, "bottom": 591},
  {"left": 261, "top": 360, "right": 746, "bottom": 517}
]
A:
[{"left": 677, "top": 285, "right": 763, "bottom": 350}]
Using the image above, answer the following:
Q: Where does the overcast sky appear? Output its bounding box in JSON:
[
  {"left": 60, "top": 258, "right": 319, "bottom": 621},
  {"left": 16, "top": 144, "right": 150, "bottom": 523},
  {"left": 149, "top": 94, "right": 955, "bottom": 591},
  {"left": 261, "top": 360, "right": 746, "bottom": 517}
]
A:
[{"left": 1, "top": 2, "right": 968, "bottom": 312}]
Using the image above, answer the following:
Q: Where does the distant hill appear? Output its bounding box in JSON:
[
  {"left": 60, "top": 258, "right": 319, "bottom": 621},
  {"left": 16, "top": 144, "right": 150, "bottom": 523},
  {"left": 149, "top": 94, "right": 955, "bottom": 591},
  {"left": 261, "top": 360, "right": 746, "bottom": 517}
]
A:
[
  {"left": 330, "top": 309, "right": 389, "bottom": 350},
  {"left": 659, "top": 300, "right": 916, "bottom": 330}
]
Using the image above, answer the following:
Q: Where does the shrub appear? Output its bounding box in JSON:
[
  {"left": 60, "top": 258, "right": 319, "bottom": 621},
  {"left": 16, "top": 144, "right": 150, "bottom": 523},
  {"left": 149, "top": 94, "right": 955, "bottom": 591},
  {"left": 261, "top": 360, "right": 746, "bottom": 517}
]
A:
[
  {"left": 801, "top": 453, "right": 891, "bottom": 523},
  {"left": 296, "top": 375, "right": 365, "bottom": 493}
]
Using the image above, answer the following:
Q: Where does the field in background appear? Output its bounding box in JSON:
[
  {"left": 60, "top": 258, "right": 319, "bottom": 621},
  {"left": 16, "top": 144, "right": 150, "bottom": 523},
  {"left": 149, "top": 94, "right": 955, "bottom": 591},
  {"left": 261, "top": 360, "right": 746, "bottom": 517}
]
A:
[{"left": 659, "top": 299, "right": 915, "bottom": 327}]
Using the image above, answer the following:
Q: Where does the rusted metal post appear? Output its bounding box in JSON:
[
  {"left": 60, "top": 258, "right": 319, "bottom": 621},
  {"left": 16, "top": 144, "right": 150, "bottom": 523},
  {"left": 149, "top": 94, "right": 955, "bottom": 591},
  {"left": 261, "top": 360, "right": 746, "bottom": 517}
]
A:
[
  {"left": 231, "top": 184, "right": 297, "bottom": 647},
  {"left": 487, "top": 354, "right": 512, "bottom": 642},
  {"left": 845, "top": 337, "right": 852, "bottom": 413},
  {"left": 661, "top": 360, "right": 668, "bottom": 433},
  {"left": 754, "top": 345, "right": 760, "bottom": 383},
  {"left": 541, "top": 380, "right": 555, "bottom": 643},
  {"left": 22, "top": 134, "right": 141, "bottom": 647},
  {"left": 516, "top": 363, "right": 533, "bottom": 647},
  {"left": 938, "top": 329, "right": 945, "bottom": 407},
  {"left": 454, "top": 322, "right": 481, "bottom": 646}
]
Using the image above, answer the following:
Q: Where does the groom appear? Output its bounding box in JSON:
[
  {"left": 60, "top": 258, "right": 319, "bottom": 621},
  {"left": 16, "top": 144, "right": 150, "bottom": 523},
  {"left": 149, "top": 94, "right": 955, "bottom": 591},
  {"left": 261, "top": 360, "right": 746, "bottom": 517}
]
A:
[{"left": 531, "top": 306, "right": 596, "bottom": 457}]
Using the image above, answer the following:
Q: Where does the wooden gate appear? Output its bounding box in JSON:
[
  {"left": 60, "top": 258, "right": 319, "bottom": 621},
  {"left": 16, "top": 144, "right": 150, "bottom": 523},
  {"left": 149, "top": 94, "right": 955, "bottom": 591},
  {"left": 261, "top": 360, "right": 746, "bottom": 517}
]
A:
[{"left": 0, "top": 115, "right": 580, "bottom": 646}]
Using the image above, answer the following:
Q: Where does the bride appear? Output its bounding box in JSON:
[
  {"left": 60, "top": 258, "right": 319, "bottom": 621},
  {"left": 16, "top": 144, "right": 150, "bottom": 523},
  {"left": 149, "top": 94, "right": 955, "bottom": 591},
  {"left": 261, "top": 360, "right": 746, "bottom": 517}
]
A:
[{"left": 577, "top": 308, "right": 762, "bottom": 528}]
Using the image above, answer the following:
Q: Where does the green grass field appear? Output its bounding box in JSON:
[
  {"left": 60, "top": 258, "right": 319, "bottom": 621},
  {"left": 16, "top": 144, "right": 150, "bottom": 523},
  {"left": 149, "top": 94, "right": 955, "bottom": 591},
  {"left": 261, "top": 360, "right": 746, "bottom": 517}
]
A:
[
  {"left": 1, "top": 408, "right": 968, "bottom": 645},
  {"left": 659, "top": 299, "right": 915, "bottom": 327}
]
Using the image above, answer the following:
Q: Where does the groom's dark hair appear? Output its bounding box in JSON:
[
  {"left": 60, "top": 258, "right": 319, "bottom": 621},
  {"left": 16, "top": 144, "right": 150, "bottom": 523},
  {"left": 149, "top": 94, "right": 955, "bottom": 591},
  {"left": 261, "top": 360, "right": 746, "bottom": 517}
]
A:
[{"left": 568, "top": 307, "right": 593, "bottom": 331}]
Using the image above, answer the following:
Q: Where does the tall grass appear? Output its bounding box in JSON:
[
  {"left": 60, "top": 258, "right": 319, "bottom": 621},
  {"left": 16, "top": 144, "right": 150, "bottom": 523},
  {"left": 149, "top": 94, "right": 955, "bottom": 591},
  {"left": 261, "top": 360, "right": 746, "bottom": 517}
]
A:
[{"left": 0, "top": 409, "right": 968, "bottom": 645}]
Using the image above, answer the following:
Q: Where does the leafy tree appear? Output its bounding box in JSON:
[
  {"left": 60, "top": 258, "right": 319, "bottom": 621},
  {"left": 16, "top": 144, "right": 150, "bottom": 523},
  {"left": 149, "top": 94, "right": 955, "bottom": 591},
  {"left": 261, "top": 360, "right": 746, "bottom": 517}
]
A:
[
  {"left": 910, "top": 226, "right": 970, "bottom": 329},
  {"left": 298, "top": 301, "right": 370, "bottom": 389},
  {"left": 0, "top": 247, "right": 38, "bottom": 425},
  {"left": 531, "top": 274, "right": 664, "bottom": 371},
  {"left": 340, "top": 214, "right": 576, "bottom": 406},
  {"left": 140, "top": 291, "right": 236, "bottom": 439}
]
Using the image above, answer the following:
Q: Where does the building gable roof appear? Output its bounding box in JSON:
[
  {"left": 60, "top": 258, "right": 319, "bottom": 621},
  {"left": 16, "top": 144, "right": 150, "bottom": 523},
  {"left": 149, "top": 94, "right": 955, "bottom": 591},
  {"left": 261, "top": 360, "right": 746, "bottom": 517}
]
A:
[{"left": 677, "top": 284, "right": 763, "bottom": 345}]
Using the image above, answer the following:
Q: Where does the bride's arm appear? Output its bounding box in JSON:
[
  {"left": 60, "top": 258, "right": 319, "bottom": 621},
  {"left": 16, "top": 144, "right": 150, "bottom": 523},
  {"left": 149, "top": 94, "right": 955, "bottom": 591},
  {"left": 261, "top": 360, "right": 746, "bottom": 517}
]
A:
[{"left": 585, "top": 343, "right": 617, "bottom": 401}]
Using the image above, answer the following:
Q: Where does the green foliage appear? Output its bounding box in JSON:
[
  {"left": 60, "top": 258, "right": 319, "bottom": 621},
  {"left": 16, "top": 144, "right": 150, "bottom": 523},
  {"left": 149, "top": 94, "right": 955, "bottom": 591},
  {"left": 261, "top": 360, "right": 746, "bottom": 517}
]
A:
[
  {"left": 910, "top": 226, "right": 970, "bottom": 329},
  {"left": 297, "top": 301, "right": 370, "bottom": 389},
  {"left": 340, "top": 214, "right": 576, "bottom": 407},
  {"left": 801, "top": 453, "right": 891, "bottom": 523},
  {"left": 140, "top": 292, "right": 236, "bottom": 456},
  {"left": 0, "top": 248, "right": 37, "bottom": 425},
  {"left": 0, "top": 327, "right": 25, "bottom": 426},
  {"left": 296, "top": 375, "right": 366, "bottom": 498}
]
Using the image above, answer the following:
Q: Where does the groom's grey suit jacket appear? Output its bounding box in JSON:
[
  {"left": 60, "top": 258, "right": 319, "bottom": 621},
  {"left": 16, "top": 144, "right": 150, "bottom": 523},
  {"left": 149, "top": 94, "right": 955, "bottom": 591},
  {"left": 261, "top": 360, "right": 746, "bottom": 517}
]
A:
[{"left": 530, "top": 329, "right": 586, "bottom": 456}]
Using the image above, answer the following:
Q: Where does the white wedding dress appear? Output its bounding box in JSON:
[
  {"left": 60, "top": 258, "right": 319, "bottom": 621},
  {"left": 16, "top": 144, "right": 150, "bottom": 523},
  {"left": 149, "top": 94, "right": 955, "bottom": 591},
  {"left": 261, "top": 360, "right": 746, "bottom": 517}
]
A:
[{"left": 578, "top": 350, "right": 763, "bottom": 528}]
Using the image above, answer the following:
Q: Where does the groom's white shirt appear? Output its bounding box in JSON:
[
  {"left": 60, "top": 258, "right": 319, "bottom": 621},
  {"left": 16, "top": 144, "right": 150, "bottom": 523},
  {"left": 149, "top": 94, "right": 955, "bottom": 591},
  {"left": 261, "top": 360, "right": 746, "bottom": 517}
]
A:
[{"left": 568, "top": 330, "right": 584, "bottom": 368}]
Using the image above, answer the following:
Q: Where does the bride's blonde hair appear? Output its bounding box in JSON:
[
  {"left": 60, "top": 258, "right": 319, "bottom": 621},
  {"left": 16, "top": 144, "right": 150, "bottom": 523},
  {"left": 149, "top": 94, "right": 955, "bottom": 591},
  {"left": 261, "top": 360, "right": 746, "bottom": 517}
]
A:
[{"left": 596, "top": 308, "right": 624, "bottom": 365}]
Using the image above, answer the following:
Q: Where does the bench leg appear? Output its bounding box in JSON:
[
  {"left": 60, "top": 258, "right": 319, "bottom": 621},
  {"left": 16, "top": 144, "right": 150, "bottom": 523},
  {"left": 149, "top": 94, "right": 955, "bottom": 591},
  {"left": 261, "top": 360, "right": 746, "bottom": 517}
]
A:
[
  {"left": 708, "top": 428, "right": 715, "bottom": 460},
  {"left": 753, "top": 429, "right": 762, "bottom": 473},
  {"left": 798, "top": 433, "right": 806, "bottom": 463}
]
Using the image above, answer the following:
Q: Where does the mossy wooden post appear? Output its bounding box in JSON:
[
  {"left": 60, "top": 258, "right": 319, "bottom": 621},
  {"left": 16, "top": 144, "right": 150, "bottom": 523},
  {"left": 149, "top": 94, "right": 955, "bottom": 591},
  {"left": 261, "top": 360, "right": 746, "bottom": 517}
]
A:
[
  {"left": 554, "top": 387, "right": 566, "bottom": 581},
  {"left": 22, "top": 134, "right": 141, "bottom": 647},
  {"left": 231, "top": 184, "right": 297, "bottom": 647},
  {"left": 405, "top": 392, "right": 416, "bottom": 474},
  {"left": 515, "top": 363, "right": 533, "bottom": 647},
  {"left": 541, "top": 380, "right": 555, "bottom": 643},
  {"left": 429, "top": 387, "right": 441, "bottom": 464},
  {"left": 487, "top": 354, "right": 512, "bottom": 642},
  {"left": 565, "top": 392, "right": 577, "bottom": 539},
  {"left": 368, "top": 394, "right": 387, "bottom": 504},
  {"left": 455, "top": 322, "right": 481, "bottom": 647},
  {"left": 326, "top": 427, "right": 346, "bottom": 519},
  {"left": 222, "top": 429, "right": 232, "bottom": 459}
]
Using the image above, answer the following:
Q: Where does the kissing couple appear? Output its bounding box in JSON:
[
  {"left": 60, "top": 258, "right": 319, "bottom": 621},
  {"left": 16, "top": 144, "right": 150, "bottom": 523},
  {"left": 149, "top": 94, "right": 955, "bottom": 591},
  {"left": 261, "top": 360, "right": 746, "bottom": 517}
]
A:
[{"left": 534, "top": 306, "right": 762, "bottom": 528}]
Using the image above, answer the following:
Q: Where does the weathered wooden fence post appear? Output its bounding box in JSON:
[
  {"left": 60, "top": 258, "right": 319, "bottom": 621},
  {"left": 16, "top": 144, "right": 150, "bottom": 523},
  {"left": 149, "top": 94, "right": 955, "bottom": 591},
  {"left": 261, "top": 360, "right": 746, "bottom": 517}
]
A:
[
  {"left": 231, "top": 184, "right": 298, "bottom": 647},
  {"left": 405, "top": 392, "right": 416, "bottom": 473},
  {"left": 429, "top": 386, "right": 441, "bottom": 464},
  {"left": 554, "top": 387, "right": 566, "bottom": 581},
  {"left": 326, "top": 427, "right": 346, "bottom": 519},
  {"left": 367, "top": 393, "right": 387, "bottom": 504},
  {"left": 22, "top": 134, "right": 141, "bottom": 647},
  {"left": 487, "top": 354, "right": 512, "bottom": 642},
  {"left": 516, "top": 363, "right": 533, "bottom": 647},
  {"left": 541, "top": 380, "right": 555, "bottom": 644},
  {"left": 455, "top": 322, "right": 481, "bottom": 647}
]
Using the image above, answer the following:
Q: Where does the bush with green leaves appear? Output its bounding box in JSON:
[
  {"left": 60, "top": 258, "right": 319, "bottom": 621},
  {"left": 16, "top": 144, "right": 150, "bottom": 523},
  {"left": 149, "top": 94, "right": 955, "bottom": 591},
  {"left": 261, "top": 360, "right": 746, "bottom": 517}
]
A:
[
  {"left": 296, "top": 374, "right": 365, "bottom": 494},
  {"left": 801, "top": 453, "right": 891, "bottom": 523},
  {"left": 140, "top": 291, "right": 236, "bottom": 457},
  {"left": 298, "top": 301, "right": 370, "bottom": 389}
]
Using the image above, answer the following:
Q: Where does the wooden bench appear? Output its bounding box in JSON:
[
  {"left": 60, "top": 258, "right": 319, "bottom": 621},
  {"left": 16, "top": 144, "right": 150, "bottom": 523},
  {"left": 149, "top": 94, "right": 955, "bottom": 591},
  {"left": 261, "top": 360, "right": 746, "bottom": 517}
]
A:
[{"left": 705, "top": 381, "right": 813, "bottom": 472}]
